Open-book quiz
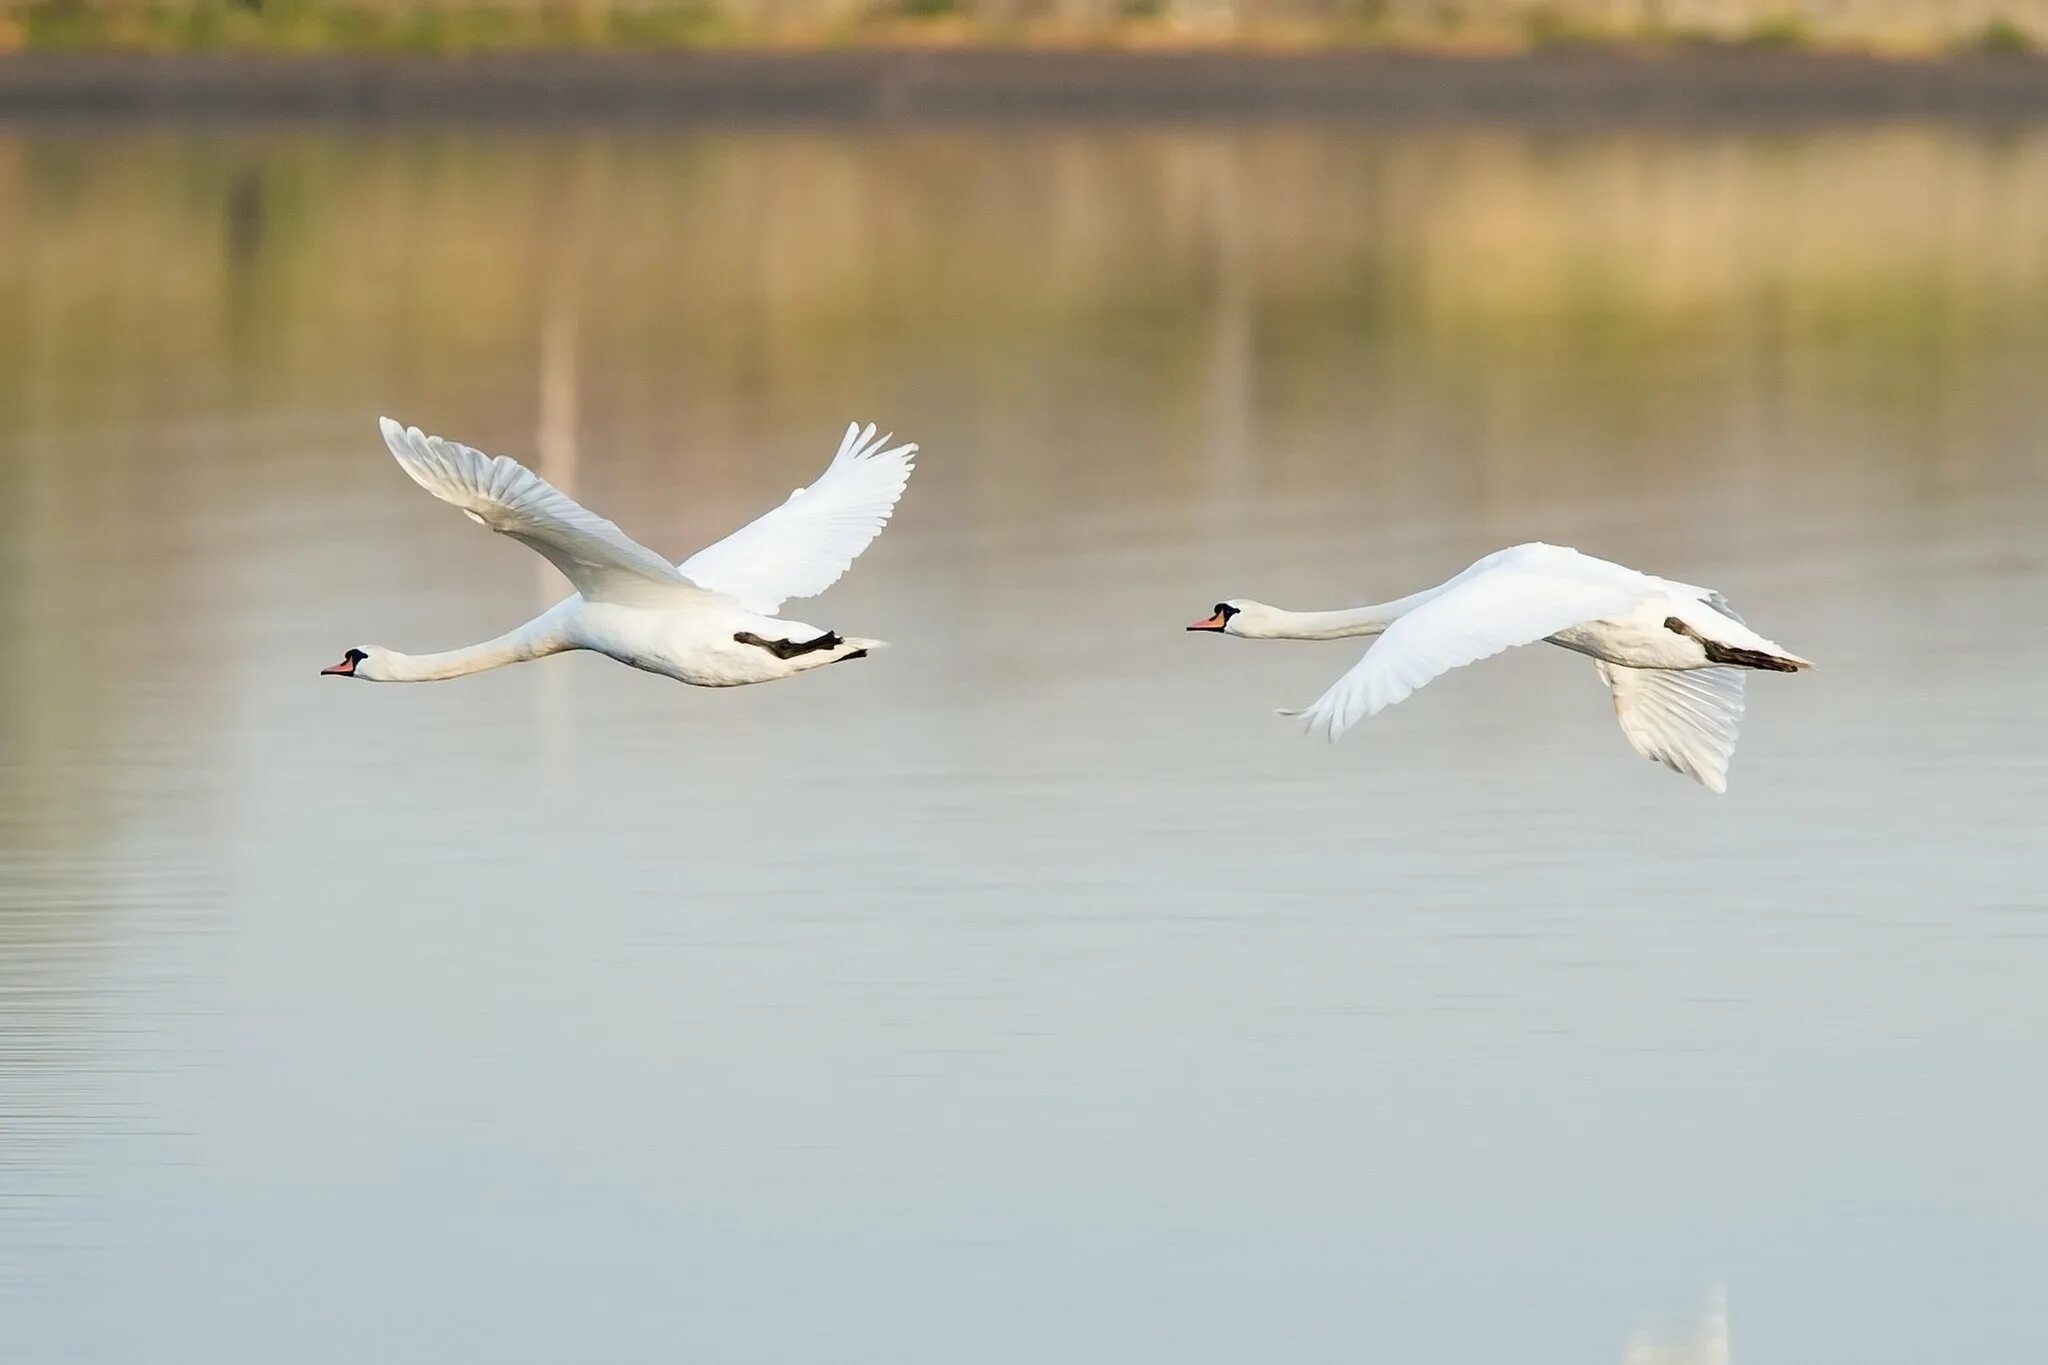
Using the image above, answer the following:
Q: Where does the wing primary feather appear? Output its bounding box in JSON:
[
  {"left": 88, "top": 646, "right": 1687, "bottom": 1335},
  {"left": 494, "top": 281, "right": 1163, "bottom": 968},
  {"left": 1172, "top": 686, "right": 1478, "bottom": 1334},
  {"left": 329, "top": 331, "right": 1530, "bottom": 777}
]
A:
[
  {"left": 1281, "top": 554, "right": 1639, "bottom": 742},
  {"left": 676, "top": 420, "right": 918, "bottom": 615},
  {"left": 377, "top": 416, "right": 695, "bottom": 606},
  {"left": 1598, "top": 662, "right": 1745, "bottom": 793}
]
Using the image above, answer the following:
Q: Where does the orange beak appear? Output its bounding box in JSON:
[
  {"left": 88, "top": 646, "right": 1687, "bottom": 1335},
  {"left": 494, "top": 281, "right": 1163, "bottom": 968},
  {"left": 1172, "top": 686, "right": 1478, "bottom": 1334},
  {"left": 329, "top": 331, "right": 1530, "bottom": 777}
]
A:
[
  {"left": 1187, "top": 612, "right": 1229, "bottom": 632},
  {"left": 320, "top": 655, "right": 358, "bottom": 676}
]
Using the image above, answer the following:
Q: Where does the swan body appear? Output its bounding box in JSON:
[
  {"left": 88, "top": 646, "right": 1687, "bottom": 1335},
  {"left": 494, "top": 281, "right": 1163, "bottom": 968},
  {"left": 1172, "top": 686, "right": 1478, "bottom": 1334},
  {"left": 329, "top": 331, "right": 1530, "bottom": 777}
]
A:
[
  {"left": 1188, "top": 543, "right": 1811, "bottom": 793},
  {"left": 324, "top": 417, "right": 915, "bottom": 688}
]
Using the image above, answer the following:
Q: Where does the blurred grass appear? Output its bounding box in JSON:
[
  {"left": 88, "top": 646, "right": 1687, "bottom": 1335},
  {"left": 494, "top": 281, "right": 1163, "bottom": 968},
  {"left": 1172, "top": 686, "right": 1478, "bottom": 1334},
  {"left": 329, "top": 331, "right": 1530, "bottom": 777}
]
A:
[
  {"left": 9, "top": 0, "right": 738, "bottom": 52},
  {"left": 2, "top": 0, "right": 2046, "bottom": 54},
  {"left": 9, "top": 122, "right": 2048, "bottom": 440}
]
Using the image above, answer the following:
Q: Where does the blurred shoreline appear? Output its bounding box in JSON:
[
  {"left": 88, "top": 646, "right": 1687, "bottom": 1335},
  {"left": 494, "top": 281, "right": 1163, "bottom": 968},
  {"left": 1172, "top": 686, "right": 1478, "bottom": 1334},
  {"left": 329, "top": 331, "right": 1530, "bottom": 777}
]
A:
[{"left": 7, "top": 48, "right": 2048, "bottom": 122}]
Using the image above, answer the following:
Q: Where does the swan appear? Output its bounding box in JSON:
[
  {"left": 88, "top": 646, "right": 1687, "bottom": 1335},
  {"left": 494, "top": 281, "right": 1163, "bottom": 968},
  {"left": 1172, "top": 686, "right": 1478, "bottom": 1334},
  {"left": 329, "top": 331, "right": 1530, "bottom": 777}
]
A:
[
  {"left": 321, "top": 417, "right": 915, "bottom": 688},
  {"left": 1187, "top": 542, "right": 1811, "bottom": 792}
]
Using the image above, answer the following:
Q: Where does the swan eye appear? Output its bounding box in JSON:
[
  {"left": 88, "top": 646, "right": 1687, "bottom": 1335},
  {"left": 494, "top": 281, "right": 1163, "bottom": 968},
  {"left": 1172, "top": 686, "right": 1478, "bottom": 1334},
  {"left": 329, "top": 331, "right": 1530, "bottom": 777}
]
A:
[
  {"left": 1213, "top": 603, "right": 1229, "bottom": 617},
  {"left": 346, "top": 649, "right": 367, "bottom": 664}
]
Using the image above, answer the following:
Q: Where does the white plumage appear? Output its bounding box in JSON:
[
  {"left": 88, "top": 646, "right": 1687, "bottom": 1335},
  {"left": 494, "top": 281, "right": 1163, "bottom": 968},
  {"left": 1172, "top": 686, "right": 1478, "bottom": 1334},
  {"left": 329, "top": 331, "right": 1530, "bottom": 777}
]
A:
[
  {"left": 1193, "top": 543, "right": 1811, "bottom": 792},
  {"left": 380, "top": 418, "right": 700, "bottom": 607},
  {"left": 1598, "top": 663, "right": 1746, "bottom": 794},
  {"left": 679, "top": 422, "right": 917, "bottom": 614},
  {"left": 1286, "top": 562, "right": 1640, "bottom": 740},
  {"left": 321, "top": 418, "right": 917, "bottom": 689}
]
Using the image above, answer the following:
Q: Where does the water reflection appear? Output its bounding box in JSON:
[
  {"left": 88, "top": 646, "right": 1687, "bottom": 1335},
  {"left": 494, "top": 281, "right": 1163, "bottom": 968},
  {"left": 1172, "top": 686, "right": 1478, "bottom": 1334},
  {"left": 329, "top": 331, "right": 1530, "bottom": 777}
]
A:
[
  {"left": 1, "top": 121, "right": 2045, "bottom": 1362},
  {"left": 1626, "top": 1287, "right": 1730, "bottom": 1365}
]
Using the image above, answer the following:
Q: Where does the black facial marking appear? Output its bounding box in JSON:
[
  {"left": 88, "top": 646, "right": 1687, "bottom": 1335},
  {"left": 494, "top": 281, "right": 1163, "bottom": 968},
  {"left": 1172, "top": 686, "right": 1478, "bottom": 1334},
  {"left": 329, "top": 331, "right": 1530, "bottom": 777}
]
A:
[{"left": 322, "top": 646, "right": 368, "bottom": 678}]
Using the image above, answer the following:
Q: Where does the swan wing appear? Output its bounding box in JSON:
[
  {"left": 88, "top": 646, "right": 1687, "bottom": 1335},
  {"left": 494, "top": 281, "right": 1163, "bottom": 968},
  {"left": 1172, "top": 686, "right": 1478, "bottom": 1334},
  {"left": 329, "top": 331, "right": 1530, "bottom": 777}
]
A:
[
  {"left": 1702, "top": 590, "right": 1744, "bottom": 623},
  {"left": 677, "top": 422, "right": 916, "bottom": 615},
  {"left": 379, "top": 417, "right": 703, "bottom": 607},
  {"left": 1597, "top": 663, "right": 1745, "bottom": 794},
  {"left": 1282, "top": 563, "right": 1639, "bottom": 741}
]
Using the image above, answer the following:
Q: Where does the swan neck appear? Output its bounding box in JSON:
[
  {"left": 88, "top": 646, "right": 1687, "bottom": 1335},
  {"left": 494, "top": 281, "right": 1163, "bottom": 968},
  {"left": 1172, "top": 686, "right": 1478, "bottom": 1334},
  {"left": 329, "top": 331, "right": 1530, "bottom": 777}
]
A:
[
  {"left": 1260, "top": 594, "right": 1431, "bottom": 641},
  {"left": 380, "top": 624, "right": 557, "bottom": 682}
]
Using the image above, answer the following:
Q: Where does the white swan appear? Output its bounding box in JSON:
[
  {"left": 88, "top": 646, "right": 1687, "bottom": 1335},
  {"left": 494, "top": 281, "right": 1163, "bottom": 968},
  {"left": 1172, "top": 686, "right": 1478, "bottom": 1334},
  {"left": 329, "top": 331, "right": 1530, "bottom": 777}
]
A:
[
  {"left": 322, "top": 417, "right": 915, "bottom": 688},
  {"left": 1187, "top": 542, "right": 1811, "bottom": 792}
]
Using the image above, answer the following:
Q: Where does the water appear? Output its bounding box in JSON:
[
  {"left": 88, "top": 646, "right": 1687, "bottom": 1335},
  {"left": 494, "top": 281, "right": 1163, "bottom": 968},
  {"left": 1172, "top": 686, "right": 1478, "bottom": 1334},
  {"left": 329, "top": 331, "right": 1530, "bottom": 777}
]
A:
[{"left": 2, "top": 120, "right": 2045, "bottom": 1363}]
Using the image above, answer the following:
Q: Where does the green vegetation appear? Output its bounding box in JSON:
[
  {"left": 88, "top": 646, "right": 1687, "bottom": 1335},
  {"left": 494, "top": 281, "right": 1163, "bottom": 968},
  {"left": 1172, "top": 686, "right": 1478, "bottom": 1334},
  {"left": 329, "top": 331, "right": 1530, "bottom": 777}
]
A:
[
  {"left": 1737, "top": 13, "right": 1809, "bottom": 49},
  {"left": 13, "top": 0, "right": 736, "bottom": 52},
  {"left": 1970, "top": 17, "right": 2035, "bottom": 55},
  {"left": 0, "top": 0, "right": 2042, "bottom": 54},
  {"left": 1521, "top": 5, "right": 1610, "bottom": 49}
]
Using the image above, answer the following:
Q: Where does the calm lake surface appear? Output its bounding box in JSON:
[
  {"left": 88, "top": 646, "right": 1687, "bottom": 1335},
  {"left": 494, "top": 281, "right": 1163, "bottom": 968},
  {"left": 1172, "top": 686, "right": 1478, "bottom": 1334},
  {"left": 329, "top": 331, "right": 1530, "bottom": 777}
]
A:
[{"left": 2, "top": 118, "right": 2046, "bottom": 1362}]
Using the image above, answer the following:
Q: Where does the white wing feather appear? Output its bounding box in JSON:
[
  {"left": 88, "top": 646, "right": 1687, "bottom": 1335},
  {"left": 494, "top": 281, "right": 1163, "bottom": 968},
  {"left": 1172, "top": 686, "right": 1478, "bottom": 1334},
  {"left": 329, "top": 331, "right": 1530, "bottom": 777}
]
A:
[
  {"left": 379, "top": 417, "right": 700, "bottom": 607},
  {"left": 1282, "top": 556, "right": 1640, "bottom": 741},
  {"left": 1598, "top": 663, "right": 1745, "bottom": 794},
  {"left": 677, "top": 422, "right": 917, "bottom": 615}
]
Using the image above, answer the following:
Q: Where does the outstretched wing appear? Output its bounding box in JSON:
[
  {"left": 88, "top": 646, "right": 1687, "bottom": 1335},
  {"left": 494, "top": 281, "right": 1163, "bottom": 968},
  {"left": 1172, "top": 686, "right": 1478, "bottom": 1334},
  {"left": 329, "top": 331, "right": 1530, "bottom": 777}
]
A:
[
  {"left": 1282, "top": 560, "right": 1639, "bottom": 741},
  {"left": 677, "top": 422, "right": 916, "bottom": 615},
  {"left": 1702, "top": 590, "right": 1745, "bottom": 623},
  {"left": 379, "top": 417, "right": 702, "bottom": 607},
  {"left": 1598, "top": 663, "right": 1745, "bottom": 794}
]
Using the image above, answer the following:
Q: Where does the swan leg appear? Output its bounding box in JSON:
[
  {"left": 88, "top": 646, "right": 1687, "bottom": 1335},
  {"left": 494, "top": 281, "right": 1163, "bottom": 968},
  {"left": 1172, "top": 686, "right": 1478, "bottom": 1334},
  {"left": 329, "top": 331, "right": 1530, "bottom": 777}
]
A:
[
  {"left": 1662, "top": 617, "right": 1803, "bottom": 672},
  {"left": 734, "top": 630, "right": 844, "bottom": 660}
]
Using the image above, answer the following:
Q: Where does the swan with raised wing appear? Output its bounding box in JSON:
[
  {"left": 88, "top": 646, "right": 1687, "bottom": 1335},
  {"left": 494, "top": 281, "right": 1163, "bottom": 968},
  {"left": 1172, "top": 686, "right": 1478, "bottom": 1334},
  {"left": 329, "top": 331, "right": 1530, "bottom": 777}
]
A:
[
  {"left": 1187, "top": 543, "right": 1811, "bottom": 792},
  {"left": 322, "top": 417, "right": 915, "bottom": 688}
]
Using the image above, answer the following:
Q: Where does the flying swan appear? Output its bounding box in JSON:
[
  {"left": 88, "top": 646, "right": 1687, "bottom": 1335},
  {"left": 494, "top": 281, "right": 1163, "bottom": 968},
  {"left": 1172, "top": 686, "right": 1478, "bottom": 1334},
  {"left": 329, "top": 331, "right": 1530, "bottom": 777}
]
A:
[
  {"left": 322, "top": 417, "right": 915, "bottom": 688},
  {"left": 1187, "top": 543, "right": 1811, "bottom": 792}
]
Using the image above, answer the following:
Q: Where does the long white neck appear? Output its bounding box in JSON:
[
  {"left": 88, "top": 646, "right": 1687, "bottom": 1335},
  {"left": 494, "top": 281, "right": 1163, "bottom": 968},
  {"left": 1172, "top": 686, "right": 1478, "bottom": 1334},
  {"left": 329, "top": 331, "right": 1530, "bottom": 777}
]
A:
[
  {"left": 1244, "top": 590, "right": 1439, "bottom": 641},
  {"left": 372, "top": 623, "right": 563, "bottom": 682}
]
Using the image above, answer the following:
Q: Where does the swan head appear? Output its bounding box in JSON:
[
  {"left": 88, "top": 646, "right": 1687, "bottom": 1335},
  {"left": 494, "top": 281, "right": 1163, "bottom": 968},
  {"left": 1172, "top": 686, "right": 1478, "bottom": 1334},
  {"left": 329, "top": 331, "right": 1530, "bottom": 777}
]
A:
[
  {"left": 320, "top": 647, "right": 387, "bottom": 680},
  {"left": 1187, "top": 600, "right": 1252, "bottom": 636}
]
